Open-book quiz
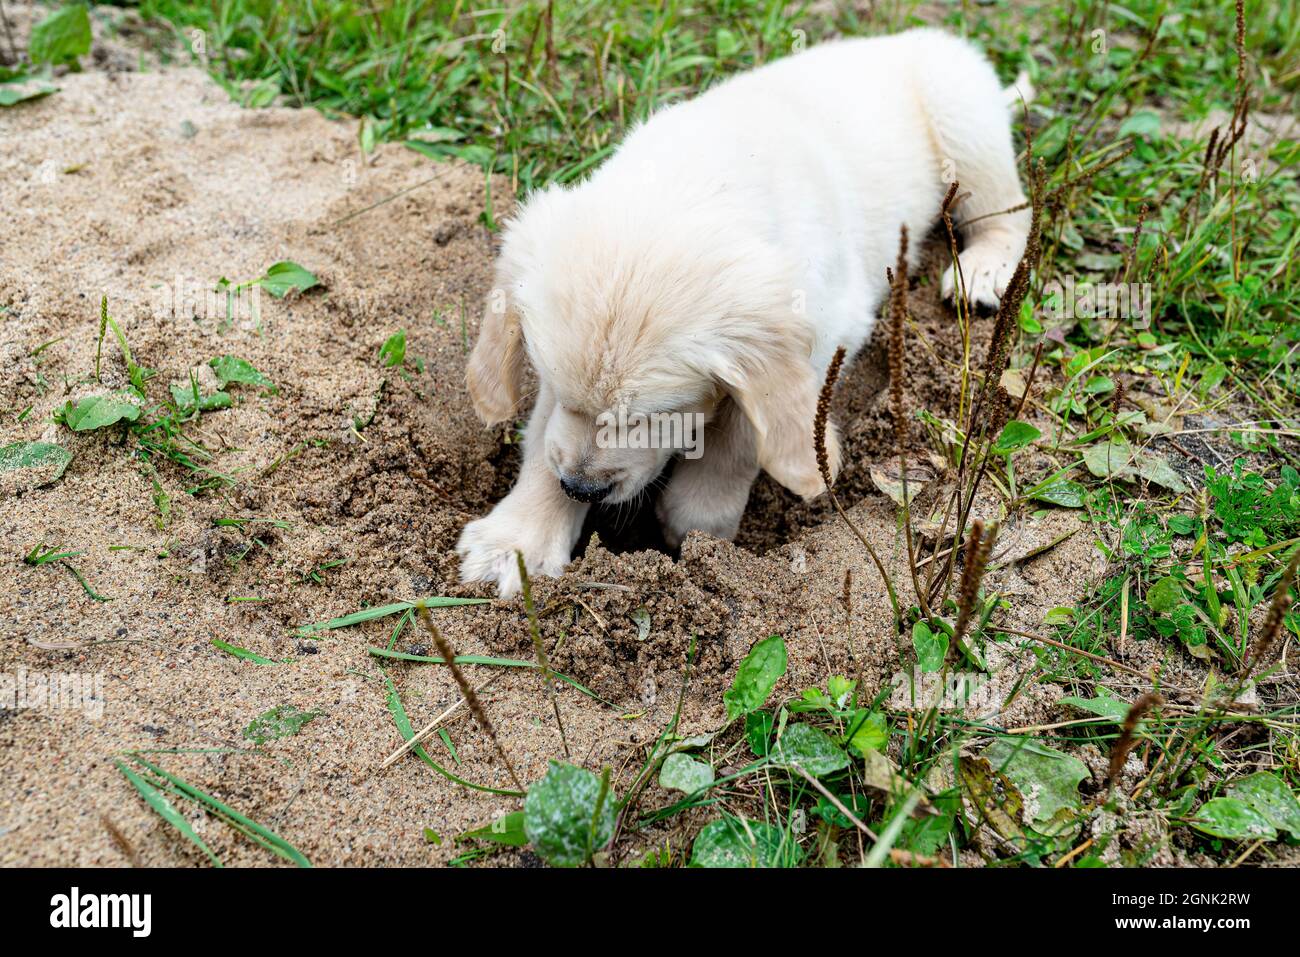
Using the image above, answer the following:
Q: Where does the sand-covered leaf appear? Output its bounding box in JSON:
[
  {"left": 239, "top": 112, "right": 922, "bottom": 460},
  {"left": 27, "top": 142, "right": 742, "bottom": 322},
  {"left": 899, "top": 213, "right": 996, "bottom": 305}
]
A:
[
  {"left": 869, "top": 460, "right": 935, "bottom": 507},
  {"left": 724, "top": 634, "right": 786, "bottom": 721},
  {"left": 1135, "top": 452, "right": 1189, "bottom": 493},
  {"left": 1227, "top": 772, "right": 1300, "bottom": 840},
  {"left": 257, "top": 260, "right": 320, "bottom": 298},
  {"left": 58, "top": 392, "right": 141, "bottom": 431},
  {"left": 1190, "top": 797, "right": 1277, "bottom": 841},
  {"left": 1084, "top": 441, "right": 1135, "bottom": 480},
  {"left": 772, "top": 723, "right": 849, "bottom": 777},
  {"left": 629, "top": 605, "right": 651, "bottom": 641},
  {"left": 170, "top": 383, "right": 232, "bottom": 414},
  {"left": 210, "top": 355, "right": 275, "bottom": 390},
  {"left": 984, "top": 739, "right": 1087, "bottom": 827},
  {"left": 0, "top": 441, "right": 72, "bottom": 492},
  {"left": 1146, "top": 575, "right": 1185, "bottom": 613},
  {"left": 689, "top": 816, "right": 801, "bottom": 868},
  {"left": 658, "top": 752, "right": 714, "bottom": 794},
  {"left": 523, "top": 761, "right": 616, "bottom": 868},
  {"left": 0, "top": 75, "right": 59, "bottom": 106},
  {"left": 242, "top": 705, "right": 321, "bottom": 744}
]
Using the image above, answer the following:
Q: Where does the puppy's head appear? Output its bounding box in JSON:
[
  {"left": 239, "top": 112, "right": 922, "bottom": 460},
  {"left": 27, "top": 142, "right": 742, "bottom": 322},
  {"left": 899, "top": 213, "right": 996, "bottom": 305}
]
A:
[{"left": 466, "top": 184, "right": 838, "bottom": 505}]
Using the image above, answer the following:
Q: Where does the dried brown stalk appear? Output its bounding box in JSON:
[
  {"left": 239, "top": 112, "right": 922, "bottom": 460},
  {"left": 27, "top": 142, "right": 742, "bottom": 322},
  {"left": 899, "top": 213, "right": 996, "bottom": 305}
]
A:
[
  {"left": 1108, "top": 692, "right": 1163, "bottom": 793},
  {"left": 415, "top": 603, "right": 524, "bottom": 792},
  {"left": 517, "top": 551, "right": 569, "bottom": 757}
]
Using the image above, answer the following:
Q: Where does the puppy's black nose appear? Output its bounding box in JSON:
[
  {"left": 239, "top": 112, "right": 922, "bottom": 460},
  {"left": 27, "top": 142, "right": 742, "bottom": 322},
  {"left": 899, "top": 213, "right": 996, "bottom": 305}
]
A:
[{"left": 560, "top": 475, "right": 612, "bottom": 504}]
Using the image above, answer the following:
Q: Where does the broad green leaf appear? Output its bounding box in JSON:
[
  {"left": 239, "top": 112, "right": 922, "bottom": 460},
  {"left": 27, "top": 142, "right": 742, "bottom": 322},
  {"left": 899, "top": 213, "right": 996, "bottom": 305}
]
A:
[
  {"left": 1190, "top": 797, "right": 1277, "bottom": 841},
  {"left": 1227, "top": 772, "right": 1300, "bottom": 840},
  {"left": 912, "top": 620, "right": 947, "bottom": 673},
  {"left": 1146, "top": 575, "right": 1184, "bottom": 613},
  {"left": 724, "top": 634, "right": 786, "bottom": 721},
  {"left": 257, "top": 261, "right": 320, "bottom": 298},
  {"left": 772, "top": 723, "right": 850, "bottom": 777},
  {"left": 459, "top": 810, "right": 528, "bottom": 847},
  {"left": 826, "top": 675, "right": 855, "bottom": 707},
  {"left": 992, "top": 420, "right": 1041, "bottom": 455},
  {"left": 58, "top": 392, "right": 141, "bottom": 431},
  {"left": 30, "top": 4, "right": 91, "bottom": 66},
  {"left": 242, "top": 705, "right": 321, "bottom": 744},
  {"left": 984, "top": 739, "right": 1088, "bottom": 828},
  {"left": 658, "top": 753, "right": 714, "bottom": 794},
  {"left": 378, "top": 330, "right": 406, "bottom": 368},
  {"left": 1030, "top": 479, "right": 1087, "bottom": 508},
  {"left": 210, "top": 355, "right": 275, "bottom": 390},
  {"left": 1118, "top": 110, "right": 1161, "bottom": 139},
  {"left": 0, "top": 441, "right": 71, "bottom": 491},
  {"left": 689, "top": 816, "right": 802, "bottom": 868},
  {"left": 523, "top": 761, "right": 616, "bottom": 868},
  {"left": 845, "top": 709, "right": 888, "bottom": 756},
  {"left": 745, "top": 710, "right": 774, "bottom": 757}
]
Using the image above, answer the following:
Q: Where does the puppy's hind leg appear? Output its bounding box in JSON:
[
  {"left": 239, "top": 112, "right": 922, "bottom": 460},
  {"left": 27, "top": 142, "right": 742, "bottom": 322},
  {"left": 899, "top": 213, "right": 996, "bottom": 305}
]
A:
[
  {"left": 918, "top": 35, "right": 1033, "bottom": 312},
  {"left": 657, "top": 400, "right": 760, "bottom": 549}
]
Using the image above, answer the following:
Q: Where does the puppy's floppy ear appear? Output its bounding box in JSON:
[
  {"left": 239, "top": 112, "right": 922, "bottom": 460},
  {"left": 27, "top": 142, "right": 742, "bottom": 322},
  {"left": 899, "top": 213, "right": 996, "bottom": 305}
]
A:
[
  {"left": 465, "top": 289, "right": 525, "bottom": 426},
  {"left": 714, "top": 326, "right": 839, "bottom": 501}
]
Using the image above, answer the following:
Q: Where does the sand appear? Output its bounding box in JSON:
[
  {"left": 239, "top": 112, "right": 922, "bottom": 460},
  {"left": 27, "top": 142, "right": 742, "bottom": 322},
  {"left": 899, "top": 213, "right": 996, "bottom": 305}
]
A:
[{"left": 2, "top": 17, "right": 1290, "bottom": 869}]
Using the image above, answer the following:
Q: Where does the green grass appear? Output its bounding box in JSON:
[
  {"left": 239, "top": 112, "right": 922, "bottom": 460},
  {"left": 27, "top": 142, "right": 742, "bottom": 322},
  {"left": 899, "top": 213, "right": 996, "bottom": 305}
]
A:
[{"left": 49, "top": 0, "right": 1300, "bottom": 867}]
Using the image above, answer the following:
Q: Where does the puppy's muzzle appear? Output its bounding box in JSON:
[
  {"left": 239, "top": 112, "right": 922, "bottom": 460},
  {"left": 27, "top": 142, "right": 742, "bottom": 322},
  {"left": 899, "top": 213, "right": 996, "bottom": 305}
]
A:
[{"left": 559, "top": 474, "right": 612, "bottom": 504}]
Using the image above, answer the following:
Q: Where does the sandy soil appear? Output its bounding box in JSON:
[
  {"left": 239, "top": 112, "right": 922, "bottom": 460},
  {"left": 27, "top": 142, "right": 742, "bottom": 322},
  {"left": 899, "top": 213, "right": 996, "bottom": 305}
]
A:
[{"left": 1, "top": 19, "right": 1289, "bottom": 869}]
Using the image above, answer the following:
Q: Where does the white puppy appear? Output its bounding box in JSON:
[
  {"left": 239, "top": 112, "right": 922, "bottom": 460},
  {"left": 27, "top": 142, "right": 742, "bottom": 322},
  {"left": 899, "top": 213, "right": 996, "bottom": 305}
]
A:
[{"left": 457, "top": 29, "right": 1031, "bottom": 596}]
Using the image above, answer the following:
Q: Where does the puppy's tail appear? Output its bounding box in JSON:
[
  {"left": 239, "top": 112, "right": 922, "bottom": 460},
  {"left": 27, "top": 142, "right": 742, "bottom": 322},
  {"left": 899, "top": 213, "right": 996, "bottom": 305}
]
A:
[{"left": 1003, "top": 70, "right": 1035, "bottom": 110}]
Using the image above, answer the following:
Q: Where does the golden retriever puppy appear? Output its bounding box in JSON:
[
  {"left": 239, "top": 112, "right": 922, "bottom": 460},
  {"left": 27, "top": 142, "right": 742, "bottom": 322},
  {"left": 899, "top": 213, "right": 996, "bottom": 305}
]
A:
[{"left": 458, "top": 28, "right": 1032, "bottom": 596}]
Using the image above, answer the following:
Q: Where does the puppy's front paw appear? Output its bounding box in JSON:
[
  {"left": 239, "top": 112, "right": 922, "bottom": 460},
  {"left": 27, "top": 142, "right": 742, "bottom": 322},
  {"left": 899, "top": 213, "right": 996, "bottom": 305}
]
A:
[
  {"left": 940, "top": 242, "right": 1023, "bottom": 314},
  {"left": 456, "top": 510, "right": 574, "bottom": 598}
]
